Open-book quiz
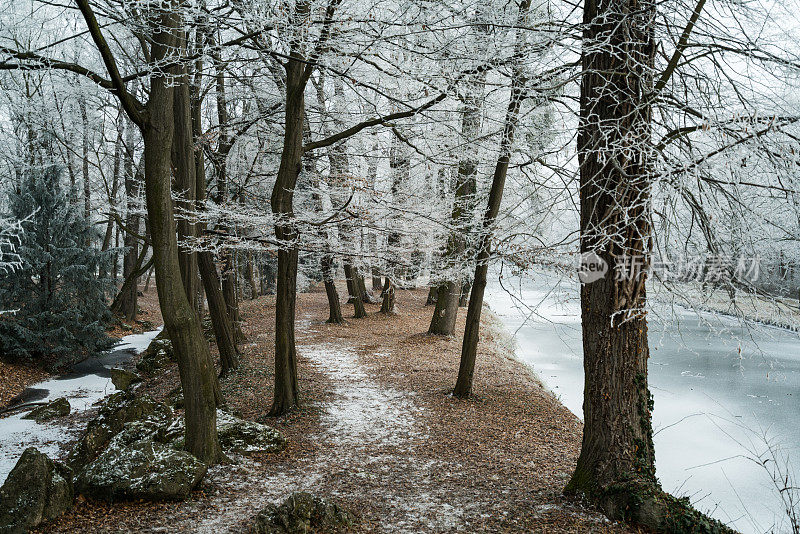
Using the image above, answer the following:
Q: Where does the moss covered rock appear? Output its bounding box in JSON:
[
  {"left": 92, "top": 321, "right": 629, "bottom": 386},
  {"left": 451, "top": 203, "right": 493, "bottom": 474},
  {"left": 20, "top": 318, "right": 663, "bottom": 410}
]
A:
[
  {"left": 135, "top": 337, "right": 174, "bottom": 375},
  {"left": 0, "top": 448, "right": 73, "bottom": 533},
  {"left": 67, "top": 391, "right": 172, "bottom": 471},
  {"left": 22, "top": 397, "right": 70, "bottom": 422},
  {"left": 163, "top": 409, "right": 286, "bottom": 454},
  {"left": 253, "top": 492, "right": 355, "bottom": 534},
  {"left": 110, "top": 368, "right": 142, "bottom": 391},
  {"left": 76, "top": 428, "right": 206, "bottom": 502},
  {"left": 217, "top": 410, "right": 286, "bottom": 454}
]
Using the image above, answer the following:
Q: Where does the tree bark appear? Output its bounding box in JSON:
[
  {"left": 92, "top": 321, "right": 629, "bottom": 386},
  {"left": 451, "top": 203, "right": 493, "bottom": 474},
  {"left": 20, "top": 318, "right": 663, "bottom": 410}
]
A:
[
  {"left": 268, "top": 61, "right": 305, "bottom": 417},
  {"left": 117, "top": 117, "right": 141, "bottom": 321},
  {"left": 380, "top": 277, "right": 395, "bottom": 315},
  {"left": 453, "top": 0, "right": 528, "bottom": 398},
  {"left": 425, "top": 286, "right": 437, "bottom": 305},
  {"left": 322, "top": 254, "right": 343, "bottom": 324},
  {"left": 138, "top": 7, "right": 221, "bottom": 464},
  {"left": 428, "top": 281, "right": 459, "bottom": 335},
  {"left": 172, "top": 56, "right": 199, "bottom": 312},
  {"left": 564, "top": 0, "right": 657, "bottom": 510},
  {"left": 189, "top": 46, "right": 240, "bottom": 377},
  {"left": 371, "top": 267, "right": 382, "bottom": 292},
  {"left": 344, "top": 263, "right": 367, "bottom": 318}
]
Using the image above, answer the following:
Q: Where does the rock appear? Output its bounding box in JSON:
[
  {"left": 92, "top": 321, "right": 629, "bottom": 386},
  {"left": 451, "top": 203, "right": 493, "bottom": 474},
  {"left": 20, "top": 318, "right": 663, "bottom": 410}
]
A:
[
  {"left": 217, "top": 410, "right": 286, "bottom": 454},
  {"left": 0, "top": 448, "right": 73, "bottom": 534},
  {"left": 253, "top": 492, "right": 355, "bottom": 534},
  {"left": 22, "top": 397, "right": 70, "bottom": 422},
  {"left": 136, "top": 337, "right": 174, "bottom": 374},
  {"left": 76, "top": 429, "right": 206, "bottom": 502},
  {"left": 110, "top": 368, "right": 141, "bottom": 391},
  {"left": 67, "top": 391, "right": 172, "bottom": 471},
  {"left": 163, "top": 409, "right": 286, "bottom": 454}
]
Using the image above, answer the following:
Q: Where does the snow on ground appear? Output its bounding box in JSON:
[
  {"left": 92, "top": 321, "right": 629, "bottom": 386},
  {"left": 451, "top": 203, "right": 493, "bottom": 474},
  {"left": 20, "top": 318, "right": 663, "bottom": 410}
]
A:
[
  {"left": 0, "top": 328, "right": 161, "bottom": 484},
  {"left": 177, "top": 316, "right": 468, "bottom": 533}
]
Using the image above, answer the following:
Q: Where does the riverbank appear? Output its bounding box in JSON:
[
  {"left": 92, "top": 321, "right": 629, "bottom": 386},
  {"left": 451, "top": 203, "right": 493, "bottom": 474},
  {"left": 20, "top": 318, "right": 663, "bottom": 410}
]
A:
[
  {"left": 38, "top": 283, "right": 634, "bottom": 533},
  {"left": 0, "top": 288, "right": 163, "bottom": 411}
]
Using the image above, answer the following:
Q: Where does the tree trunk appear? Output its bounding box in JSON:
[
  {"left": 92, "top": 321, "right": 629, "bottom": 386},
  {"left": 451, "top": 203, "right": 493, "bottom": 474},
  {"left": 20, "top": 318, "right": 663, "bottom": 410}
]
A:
[
  {"left": 426, "top": 286, "right": 437, "bottom": 305},
  {"left": 459, "top": 280, "right": 471, "bottom": 307},
  {"left": 380, "top": 277, "right": 395, "bottom": 315},
  {"left": 371, "top": 267, "right": 382, "bottom": 292},
  {"left": 564, "top": 0, "right": 658, "bottom": 514},
  {"left": 80, "top": 99, "right": 91, "bottom": 225},
  {"left": 221, "top": 254, "right": 243, "bottom": 341},
  {"left": 344, "top": 263, "right": 367, "bottom": 318},
  {"left": 245, "top": 252, "right": 258, "bottom": 300},
  {"left": 140, "top": 26, "right": 220, "bottom": 465},
  {"left": 357, "top": 272, "right": 377, "bottom": 304},
  {"left": 172, "top": 59, "right": 199, "bottom": 312},
  {"left": 111, "top": 245, "right": 152, "bottom": 317},
  {"left": 268, "top": 58, "right": 305, "bottom": 417},
  {"left": 322, "top": 254, "right": 343, "bottom": 324},
  {"left": 117, "top": 117, "right": 141, "bottom": 321},
  {"left": 453, "top": 0, "right": 528, "bottom": 398},
  {"left": 188, "top": 50, "right": 240, "bottom": 377},
  {"left": 428, "top": 281, "right": 459, "bottom": 335}
]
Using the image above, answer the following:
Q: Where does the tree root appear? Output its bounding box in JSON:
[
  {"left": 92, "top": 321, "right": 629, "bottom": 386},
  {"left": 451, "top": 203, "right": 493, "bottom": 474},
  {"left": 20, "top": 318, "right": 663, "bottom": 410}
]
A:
[{"left": 592, "top": 481, "right": 739, "bottom": 534}]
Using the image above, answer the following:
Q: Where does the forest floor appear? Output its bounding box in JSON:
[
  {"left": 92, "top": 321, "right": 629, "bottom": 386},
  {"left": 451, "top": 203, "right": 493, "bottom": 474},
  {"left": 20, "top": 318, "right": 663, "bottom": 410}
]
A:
[{"left": 37, "top": 283, "right": 636, "bottom": 533}]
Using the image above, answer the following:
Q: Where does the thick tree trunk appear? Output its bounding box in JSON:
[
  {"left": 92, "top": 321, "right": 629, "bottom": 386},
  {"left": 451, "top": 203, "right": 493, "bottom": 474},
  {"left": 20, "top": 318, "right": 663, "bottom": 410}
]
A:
[
  {"left": 139, "top": 13, "right": 220, "bottom": 463},
  {"left": 322, "top": 254, "right": 343, "bottom": 324},
  {"left": 564, "top": 0, "right": 658, "bottom": 512},
  {"left": 561, "top": 2, "right": 733, "bottom": 531},
  {"left": 172, "top": 60, "right": 199, "bottom": 312},
  {"left": 380, "top": 277, "right": 395, "bottom": 315},
  {"left": 453, "top": 0, "right": 528, "bottom": 398},
  {"left": 268, "top": 63, "right": 305, "bottom": 417},
  {"left": 426, "top": 286, "right": 437, "bottom": 305},
  {"left": 344, "top": 263, "right": 367, "bottom": 318},
  {"left": 428, "top": 281, "right": 459, "bottom": 335}
]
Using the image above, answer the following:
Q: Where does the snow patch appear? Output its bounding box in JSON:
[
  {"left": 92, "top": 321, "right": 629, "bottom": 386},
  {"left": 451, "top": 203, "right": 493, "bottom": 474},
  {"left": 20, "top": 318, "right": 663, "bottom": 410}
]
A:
[{"left": 0, "top": 328, "right": 161, "bottom": 484}]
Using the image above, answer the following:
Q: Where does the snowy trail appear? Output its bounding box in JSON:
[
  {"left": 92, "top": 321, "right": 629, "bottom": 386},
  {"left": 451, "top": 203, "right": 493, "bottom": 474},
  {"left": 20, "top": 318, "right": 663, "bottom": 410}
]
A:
[
  {"left": 184, "top": 316, "right": 465, "bottom": 533},
  {"left": 0, "top": 328, "right": 161, "bottom": 484}
]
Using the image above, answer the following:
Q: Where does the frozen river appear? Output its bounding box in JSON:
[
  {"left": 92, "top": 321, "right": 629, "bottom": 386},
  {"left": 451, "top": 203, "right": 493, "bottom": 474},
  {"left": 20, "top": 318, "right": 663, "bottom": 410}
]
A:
[
  {"left": 486, "top": 268, "right": 800, "bottom": 534},
  {"left": 0, "top": 328, "right": 160, "bottom": 485}
]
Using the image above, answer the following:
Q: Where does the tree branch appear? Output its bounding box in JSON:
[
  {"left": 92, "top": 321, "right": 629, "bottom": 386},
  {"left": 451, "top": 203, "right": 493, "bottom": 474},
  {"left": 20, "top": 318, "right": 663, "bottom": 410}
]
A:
[{"left": 75, "top": 0, "right": 146, "bottom": 127}]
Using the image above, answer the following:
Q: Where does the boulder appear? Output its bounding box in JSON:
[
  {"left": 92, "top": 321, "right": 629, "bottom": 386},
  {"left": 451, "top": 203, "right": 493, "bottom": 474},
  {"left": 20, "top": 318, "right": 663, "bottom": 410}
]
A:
[
  {"left": 136, "top": 337, "right": 174, "bottom": 374},
  {"left": 110, "top": 368, "right": 141, "bottom": 391},
  {"left": 22, "top": 397, "right": 70, "bottom": 422},
  {"left": 217, "top": 410, "right": 286, "bottom": 454},
  {"left": 0, "top": 448, "right": 73, "bottom": 534},
  {"left": 163, "top": 409, "right": 286, "bottom": 454},
  {"left": 253, "top": 492, "right": 354, "bottom": 534},
  {"left": 76, "top": 427, "right": 206, "bottom": 502},
  {"left": 67, "top": 391, "right": 172, "bottom": 471}
]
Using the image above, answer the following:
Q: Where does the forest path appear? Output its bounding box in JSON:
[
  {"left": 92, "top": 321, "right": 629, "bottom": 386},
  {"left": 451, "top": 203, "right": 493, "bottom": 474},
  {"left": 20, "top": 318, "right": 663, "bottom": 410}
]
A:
[{"left": 175, "top": 313, "right": 459, "bottom": 533}]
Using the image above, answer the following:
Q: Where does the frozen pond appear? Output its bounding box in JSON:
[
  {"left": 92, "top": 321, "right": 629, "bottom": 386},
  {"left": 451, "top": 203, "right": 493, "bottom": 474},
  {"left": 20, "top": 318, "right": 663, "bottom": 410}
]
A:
[
  {"left": 486, "top": 268, "right": 800, "bottom": 534},
  {"left": 0, "top": 328, "right": 160, "bottom": 484}
]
